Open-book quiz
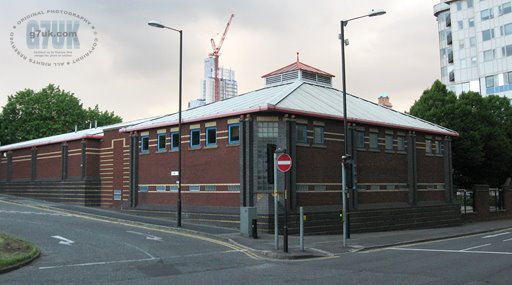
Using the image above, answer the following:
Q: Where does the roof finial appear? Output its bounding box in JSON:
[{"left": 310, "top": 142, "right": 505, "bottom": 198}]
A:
[{"left": 296, "top": 51, "right": 300, "bottom": 63}]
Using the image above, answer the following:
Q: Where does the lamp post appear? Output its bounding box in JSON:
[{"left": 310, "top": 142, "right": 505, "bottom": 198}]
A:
[
  {"left": 148, "top": 20, "right": 183, "bottom": 227},
  {"left": 339, "top": 9, "right": 385, "bottom": 246}
]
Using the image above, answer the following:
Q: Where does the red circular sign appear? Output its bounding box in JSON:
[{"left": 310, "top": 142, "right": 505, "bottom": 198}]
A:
[{"left": 277, "top": 153, "right": 292, "bottom": 172}]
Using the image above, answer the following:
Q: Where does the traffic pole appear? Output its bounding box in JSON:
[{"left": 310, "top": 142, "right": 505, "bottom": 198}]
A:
[{"left": 274, "top": 152, "right": 279, "bottom": 250}]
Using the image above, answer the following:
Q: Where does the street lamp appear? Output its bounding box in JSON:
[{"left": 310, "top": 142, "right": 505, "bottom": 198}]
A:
[
  {"left": 148, "top": 20, "right": 183, "bottom": 227},
  {"left": 339, "top": 9, "right": 386, "bottom": 247}
]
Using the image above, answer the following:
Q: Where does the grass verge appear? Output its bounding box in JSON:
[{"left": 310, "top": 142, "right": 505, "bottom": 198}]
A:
[{"left": 0, "top": 233, "right": 40, "bottom": 273}]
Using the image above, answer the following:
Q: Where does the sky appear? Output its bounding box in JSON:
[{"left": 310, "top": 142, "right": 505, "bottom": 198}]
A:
[{"left": 1, "top": 0, "right": 442, "bottom": 122}]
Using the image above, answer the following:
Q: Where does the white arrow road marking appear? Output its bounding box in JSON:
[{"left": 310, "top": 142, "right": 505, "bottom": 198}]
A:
[
  {"left": 51, "top": 235, "right": 75, "bottom": 246},
  {"left": 482, "top": 232, "right": 510, "bottom": 239},
  {"left": 126, "top": 230, "right": 163, "bottom": 241}
]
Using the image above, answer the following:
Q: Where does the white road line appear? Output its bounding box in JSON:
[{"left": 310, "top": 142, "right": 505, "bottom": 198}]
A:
[
  {"left": 389, "top": 247, "right": 512, "bottom": 255},
  {"left": 503, "top": 238, "right": 512, "bottom": 242},
  {"left": 51, "top": 235, "right": 75, "bottom": 246},
  {"left": 482, "top": 232, "right": 510, "bottom": 239},
  {"left": 126, "top": 230, "right": 162, "bottom": 241},
  {"left": 0, "top": 210, "right": 70, "bottom": 217},
  {"left": 124, "top": 242, "right": 156, "bottom": 259},
  {"left": 39, "top": 257, "right": 157, "bottom": 270},
  {"left": 460, "top": 243, "right": 491, "bottom": 251},
  {"left": 39, "top": 249, "right": 241, "bottom": 270}
]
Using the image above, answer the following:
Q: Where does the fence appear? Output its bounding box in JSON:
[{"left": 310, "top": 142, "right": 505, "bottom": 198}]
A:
[
  {"left": 489, "top": 188, "right": 505, "bottom": 212},
  {"left": 456, "top": 189, "right": 474, "bottom": 214}
]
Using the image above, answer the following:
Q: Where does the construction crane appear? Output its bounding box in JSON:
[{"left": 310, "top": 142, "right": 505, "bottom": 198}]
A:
[{"left": 209, "top": 14, "right": 235, "bottom": 102}]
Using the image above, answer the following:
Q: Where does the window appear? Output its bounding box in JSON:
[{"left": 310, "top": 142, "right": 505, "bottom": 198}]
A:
[
  {"left": 470, "top": 36, "right": 476, "bottom": 47},
  {"left": 205, "top": 185, "right": 216, "bottom": 191},
  {"left": 139, "top": 185, "right": 148, "bottom": 192},
  {"left": 468, "top": 18, "right": 475, "bottom": 28},
  {"left": 369, "top": 132, "right": 379, "bottom": 150},
  {"left": 435, "top": 141, "right": 443, "bottom": 155},
  {"left": 486, "top": 75, "right": 498, "bottom": 88},
  {"left": 504, "top": 71, "right": 512, "bottom": 85},
  {"left": 206, "top": 127, "right": 217, "bottom": 146},
  {"left": 460, "top": 58, "right": 467, "bottom": 68},
  {"left": 189, "top": 185, "right": 200, "bottom": 192},
  {"left": 356, "top": 130, "right": 365, "bottom": 148},
  {"left": 190, "top": 129, "right": 200, "bottom": 148},
  {"left": 157, "top": 134, "right": 166, "bottom": 151},
  {"left": 458, "top": 20, "right": 464, "bottom": 30},
  {"left": 459, "top": 40, "right": 465, "bottom": 49},
  {"left": 482, "top": 28, "right": 495, "bottom": 41},
  {"left": 170, "top": 185, "right": 178, "bottom": 192},
  {"left": 471, "top": 56, "right": 478, "bottom": 65},
  {"left": 228, "top": 185, "right": 241, "bottom": 191},
  {"left": 397, "top": 135, "right": 406, "bottom": 151},
  {"left": 500, "top": 23, "right": 512, "bottom": 36},
  {"left": 140, "top": 136, "right": 149, "bottom": 153},
  {"left": 171, "top": 132, "right": 180, "bottom": 151},
  {"left": 314, "top": 185, "right": 326, "bottom": 191},
  {"left": 313, "top": 126, "right": 324, "bottom": 144},
  {"left": 457, "top": 1, "right": 463, "bottom": 10},
  {"left": 425, "top": 139, "right": 433, "bottom": 154},
  {"left": 296, "top": 124, "right": 307, "bottom": 144},
  {"left": 468, "top": 0, "right": 473, "bottom": 8},
  {"left": 156, "top": 185, "right": 166, "bottom": 192},
  {"left": 481, "top": 8, "right": 494, "bottom": 21},
  {"left": 385, "top": 134, "right": 394, "bottom": 151},
  {"left": 113, "top": 189, "right": 122, "bottom": 201},
  {"left": 484, "top": 49, "right": 495, "bottom": 61},
  {"left": 228, "top": 124, "right": 240, "bottom": 144},
  {"left": 503, "top": 44, "right": 512, "bottom": 57},
  {"left": 499, "top": 2, "right": 512, "bottom": 15}
]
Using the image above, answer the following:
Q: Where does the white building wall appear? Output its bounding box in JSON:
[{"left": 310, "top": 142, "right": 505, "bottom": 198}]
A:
[{"left": 434, "top": 0, "right": 512, "bottom": 99}]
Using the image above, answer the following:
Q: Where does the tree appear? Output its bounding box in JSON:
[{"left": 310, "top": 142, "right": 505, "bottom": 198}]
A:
[
  {"left": 0, "top": 84, "right": 122, "bottom": 145},
  {"left": 410, "top": 81, "right": 512, "bottom": 187},
  {"left": 83, "top": 105, "right": 122, "bottom": 129}
]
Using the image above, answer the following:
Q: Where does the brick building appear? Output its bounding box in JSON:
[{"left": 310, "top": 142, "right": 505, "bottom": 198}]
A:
[{"left": 0, "top": 60, "right": 460, "bottom": 233}]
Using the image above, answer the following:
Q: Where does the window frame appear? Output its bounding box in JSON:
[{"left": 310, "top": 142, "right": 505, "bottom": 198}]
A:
[
  {"left": 481, "top": 8, "right": 494, "bottom": 21},
  {"left": 228, "top": 123, "right": 240, "bottom": 144},
  {"left": 355, "top": 130, "right": 365, "bottom": 149},
  {"left": 369, "top": 132, "right": 379, "bottom": 151},
  {"left": 313, "top": 126, "right": 324, "bottom": 145},
  {"left": 296, "top": 124, "right": 308, "bottom": 144},
  {"left": 190, "top": 129, "right": 201, "bottom": 148},
  {"left": 157, "top": 134, "right": 166, "bottom": 151},
  {"left": 482, "top": 28, "right": 495, "bottom": 41},
  {"left": 140, "top": 136, "right": 149, "bottom": 153},
  {"left": 170, "top": 132, "right": 180, "bottom": 151},
  {"left": 425, "top": 139, "right": 433, "bottom": 154},
  {"left": 385, "top": 134, "right": 394, "bottom": 151},
  {"left": 205, "top": 127, "right": 217, "bottom": 147},
  {"left": 397, "top": 135, "right": 406, "bottom": 152}
]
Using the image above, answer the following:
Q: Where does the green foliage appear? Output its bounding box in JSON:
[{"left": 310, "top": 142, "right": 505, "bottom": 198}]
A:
[
  {"left": 0, "top": 84, "right": 122, "bottom": 145},
  {"left": 410, "top": 81, "right": 512, "bottom": 187}
]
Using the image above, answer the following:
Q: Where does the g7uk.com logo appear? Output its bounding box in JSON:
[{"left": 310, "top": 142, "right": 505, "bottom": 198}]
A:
[{"left": 9, "top": 10, "right": 98, "bottom": 67}]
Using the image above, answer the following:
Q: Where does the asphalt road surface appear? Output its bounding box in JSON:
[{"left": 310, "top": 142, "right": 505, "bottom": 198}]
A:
[{"left": 1, "top": 199, "right": 511, "bottom": 284}]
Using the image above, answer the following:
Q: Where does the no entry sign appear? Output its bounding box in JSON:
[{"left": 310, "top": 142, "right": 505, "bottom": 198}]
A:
[{"left": 277, "top": 153, "right": 292, "bottom": 172}]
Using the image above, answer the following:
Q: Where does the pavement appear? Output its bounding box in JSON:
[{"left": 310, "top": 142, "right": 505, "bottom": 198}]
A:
[{"left": 1, "top": 194, "right": 511, "bottom": 260}]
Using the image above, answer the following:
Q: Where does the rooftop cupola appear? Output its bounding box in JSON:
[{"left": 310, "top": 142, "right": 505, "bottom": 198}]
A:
[{"left": 261, "top": 53, "right": 335, "bottom": 87}]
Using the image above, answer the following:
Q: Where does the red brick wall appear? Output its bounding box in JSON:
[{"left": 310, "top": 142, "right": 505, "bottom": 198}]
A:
[
  {"left": 138, "top": 192, "right": 239, "bottom": 207},
  {"left": 138, "top": 117, "right": 240, "bottom": 186},
  {"left": 416, "top": 133, "right": 444, "bottom": 183},
  {"left": 10, "top": 148, "right": 32, "bottom": 180},
  {"left": 36, "top": 144, "right": 61, "bottom": 179},
  {"left": 86, "top": 140, "right": 101, "bottom": 178},
  {"left": 67, "top": 141, "right": 83, "bottom": 178},
  {"left": 0, "top": 156, "right": 5, "bottom": 181},
  {"left": 358, "top": 190, "right": 408, "bottom": 204},
  {"left": 417, "top": 190, "right": 445, "bottom": 202},
  {"left": 100, "top": 129, "right": 131, "bottom": 207},
  {"left": 297, "top": 192, "right": 342, "bottom": 206}
]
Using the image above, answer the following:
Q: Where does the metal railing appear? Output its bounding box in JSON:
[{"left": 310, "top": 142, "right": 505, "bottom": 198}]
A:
[
  {"left": 489, "top": 188, "right": 505, "bottom": 212},
  {"left": 456, "top": 189, "right": 474, "bottom": 213}
]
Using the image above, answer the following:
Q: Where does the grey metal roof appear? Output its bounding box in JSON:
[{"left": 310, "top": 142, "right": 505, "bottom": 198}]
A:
[
  {"left": 123, "top": 81, "right": 457, "bottom": 136},
  {"left": 0, "top": 117, "right": 155, "bottom": 152}
]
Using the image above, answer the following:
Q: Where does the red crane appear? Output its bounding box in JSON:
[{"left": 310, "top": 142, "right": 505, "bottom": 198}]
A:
[{"left": 210, "top": 14, "right": 235, "bottom": 102}]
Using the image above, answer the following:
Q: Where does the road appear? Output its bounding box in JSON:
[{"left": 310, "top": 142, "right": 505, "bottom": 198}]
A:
[{"left": 0, "top": 198, "right": 511, "bottom": 284}]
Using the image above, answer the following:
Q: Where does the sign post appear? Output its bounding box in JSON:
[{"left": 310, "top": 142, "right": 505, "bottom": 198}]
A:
[{"left": 277, "top": 153, "right": 292, "bottom": 253}]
